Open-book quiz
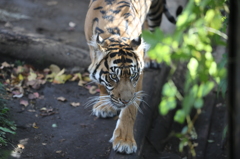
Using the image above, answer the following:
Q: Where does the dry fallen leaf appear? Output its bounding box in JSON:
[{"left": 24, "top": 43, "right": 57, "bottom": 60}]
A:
[
  {"left": 26, "top": 79, "right": 46, "bottom": 89},
  {"left": 37, "top": 73, "right": 45, "bottom": 79},
  {"left": 13, "top": 93, "right": 23, "bottom": 98},
  {"left": 46, "top": 67, "right": 72, "bottom": 84},
  {"left": 20, "top": 100, "right": 29, "bottom": 107},
  {"left": 11, "top": 74, "right": 21, "bottom": 85},
  {"left": 33, "top": 92, "right": 39, "bottom": 98},
  {"left": 56, "top": 68, "right": 65, "bottom": 76},
  {"left": 27, "top": 68, "right": 37, "bottom": 81},
  {"left": 43, "top": 68, "right": 51, "bottom": 74},
  {"left": 83, "top": 76, "right": 91, "bottom": 82},
  {"left": 32, "top": 122, "right": 39, "bottom": 129},
  {"left": 88, "top": 86, "right": 99, "bottom": 94},
  {"left": 56, "top": 150, "right": 62, "bottom": 154},
  {"left": 53, "top": 74, "right": 72, "bottom": 84},
  {"left": 28, "top": 92, "right": 39, "bottom": 100},
  {"left": 40, "top": 108, "right": 56, "bottom": 117},
  {"left": 49, "top": 64, "right": 60, "bottom": 74},
  {"left": 70, "top": 73, "right": 82, "bottom": 81},
  {"left": 1, "top": 61, "right": 13, "bottom": 69},
  {"left": 70, "top": 102, "right": 80, "bottom": 107},
  {"left": 78, "top": 80, "right": 86, "bottom": 86},
  {"left": 18, "top": 74, "right": 24, "bottom": 81},
  {"left": 28, "top": 94, "right": 36, "bottom": 99},
  {"left": 57, "top": 97, "right": 67, "bottom": 102},
  {"left": 17, "top": 144, "right": 25, "bottom": 149},
  {"left": 14, "top": 65, "right": 26, "bottom": 74},
  {"left": 40, "top": 107, "right": 47, "bottom": 111}
]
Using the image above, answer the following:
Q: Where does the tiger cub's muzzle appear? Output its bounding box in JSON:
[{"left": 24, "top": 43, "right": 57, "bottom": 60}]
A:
[{"left": 110, "top": 91, "right": 135, "bottom": 109}]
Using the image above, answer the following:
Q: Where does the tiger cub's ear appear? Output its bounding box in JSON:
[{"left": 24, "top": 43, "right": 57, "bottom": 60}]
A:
[
  {"left": 130, "top": 36, "right": 141, "bottom": 50},
  {"left": 96, "top": 34, "right": 108, "bottom": 51}
]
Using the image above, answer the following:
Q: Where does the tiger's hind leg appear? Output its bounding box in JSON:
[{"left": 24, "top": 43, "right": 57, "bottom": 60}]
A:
[
  {"left": 92, "top": 84, "right": 117, "bottom": 118},
  {"left": 144, "top": 0, "right": 183, "bottom": 70}
]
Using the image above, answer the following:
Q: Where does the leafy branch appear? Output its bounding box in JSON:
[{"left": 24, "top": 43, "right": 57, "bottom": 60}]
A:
[
  {"left": 143, "top": 0, "right": 228, "bottom": 156},
  {"left": 0, "top": 82, "right": 16, "bottom": 147}
]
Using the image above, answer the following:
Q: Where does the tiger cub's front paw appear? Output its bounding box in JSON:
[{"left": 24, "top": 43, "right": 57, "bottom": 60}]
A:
[
  {"left": 92, "top": 102, "right": 117, "bottom": 118},
  {"left": 110, "top": 129, "right": 137, "bottom": 154}
]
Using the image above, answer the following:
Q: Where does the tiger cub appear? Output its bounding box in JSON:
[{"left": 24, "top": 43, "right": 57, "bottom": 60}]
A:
[{"left": 84, "top": 0, "right": 179, "bottom": 154}]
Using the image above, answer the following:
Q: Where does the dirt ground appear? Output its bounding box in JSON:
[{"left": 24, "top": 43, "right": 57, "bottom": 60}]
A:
[
  {"left": 4, "top": 80, "right": 116, "bottom": 159},
  {"left": 0, "top": 0, "right": 228, "bottom": 159}
]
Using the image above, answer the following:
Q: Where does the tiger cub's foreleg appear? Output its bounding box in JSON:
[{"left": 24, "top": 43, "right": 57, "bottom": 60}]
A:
[
  {"left": 92, "top": 84, "right": 117, "bottom": 118},
  {"left": 110, "top": 73, "right": 143, "bottom": 154},
  {"left": 110, "top": 104, "right": 138, "bottom": 154}
]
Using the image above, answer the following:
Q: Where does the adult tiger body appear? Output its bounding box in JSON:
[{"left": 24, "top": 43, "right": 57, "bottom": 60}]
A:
[{"left": 84, "top": 0, "right": 177, "bottom": 154}]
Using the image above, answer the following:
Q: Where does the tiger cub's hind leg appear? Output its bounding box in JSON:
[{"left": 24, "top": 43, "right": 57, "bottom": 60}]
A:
[{"left": 92, "top": 84, "right": 117, "bottom": 118}]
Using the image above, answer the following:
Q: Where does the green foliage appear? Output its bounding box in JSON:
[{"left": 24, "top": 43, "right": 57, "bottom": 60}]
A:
[
  {"left": 14, "top": 60, "right": 25, "bottom": 67},
  {"left": 143, "top": 0, "right": 228, "bottom": 156},
  {"left": 0, "top": 83, "right": 16, "bottom": 147}
]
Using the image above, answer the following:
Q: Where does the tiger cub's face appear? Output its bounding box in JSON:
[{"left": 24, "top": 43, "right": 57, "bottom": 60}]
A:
[{"left": 90, "top": 35, "right": 145, "bottom": 110}]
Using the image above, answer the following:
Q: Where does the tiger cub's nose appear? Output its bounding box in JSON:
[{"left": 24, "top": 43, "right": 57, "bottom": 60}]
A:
[{"left": 120, "top": 99, "right": 130, "bottom": 104}]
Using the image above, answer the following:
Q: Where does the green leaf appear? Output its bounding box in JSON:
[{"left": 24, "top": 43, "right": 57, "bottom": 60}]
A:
[
  {"left": 218, "top": 77, "right": 227, "bottom": 97},
  {"left": 174, "top": 109, "right": 186, "bottom": 124},
  {"left": 154, "top": 44, "right": 171, "bottom": 64},
  {"left": 177, "top": 11, "right": 196, "bottom": 28},
  {"left": 197, "top": 81, "right": 215, "bottom": 97},
  {"left": 222, "top": 125, "right": 228, "bottom": 140},
  {"left": 0, "top": 127, "right": 16, "bottom": 134},
  {"left": 218, "top": 53, "right": 227, "bottom": 69},
  {"left": 184, "top": 73, "right": 193, "bottom": 93},
  {"left": 205, "top": 9, "right": 215, "bottom": 23},
  {"left": 0, "top": 136, "right": 7, "bottom": 145},
  {"left": 205, "top": 52, "right": 213, "bottom": 60},
  {"left": 187, "top": 57, "right": 199, "bottom": 79},
  {"left": 162, "top": 82, "right": 177, "bottom": 97},
  {"left": 209, "top": 61, "right": 217, "bottom": 75},
  {"left": 142, "top": 28, "right": 164, "bottom": 49},
  {"left": 210, "top": 12, "right": 222, "bottom": 30},
  {"left": 142, "top": 30, "right": 158, "bottom": 49},
  {"left": 159, "top": 97, "right": 176, "bottom": 115},
  {"left": 190, "top": 84, "right": 199, "bottom": 98},
  {"left": 182, "top": 95, "right": 195, "bottom": 114},
  {"left": 207, "top": 140, "right": 214, "bottom": 143},
  {"left": 181, "top": 126, "right": 188, "bottom": 134},
  {"left": 194, "top": 98, "right": 204, "bottom": 108},
  {"left": 177, "top": 12, "right": 188, "bottom": 27},
  {"left": 179, "top": 138, "right": 188, "bottom": 152},
  {"left": 1, "top": 107, "right": 9, "bottom": 114}
]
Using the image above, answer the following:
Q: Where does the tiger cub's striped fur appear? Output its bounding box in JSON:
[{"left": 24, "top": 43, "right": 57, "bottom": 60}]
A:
[{"left": 84, "top": 0, "right": 178, "bottom": 154}]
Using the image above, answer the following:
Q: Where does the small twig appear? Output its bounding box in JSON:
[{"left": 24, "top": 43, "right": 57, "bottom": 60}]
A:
[{"left": 189, "top": 27, "right": 228, "bottom": 40}]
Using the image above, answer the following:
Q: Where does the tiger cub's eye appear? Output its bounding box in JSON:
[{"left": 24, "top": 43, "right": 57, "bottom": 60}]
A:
[
  {"left": 130, "top": 73, "right": 136, "bottom": 78},
  {"left": 110, "top": 74, "right": 117, "bottom": 80}
]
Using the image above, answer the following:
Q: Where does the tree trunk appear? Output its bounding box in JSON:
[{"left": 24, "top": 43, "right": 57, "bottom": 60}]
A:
[
  {"left": 0, "top": 30, "right": 90, "bottom": 69},
  {"left": 228, "top": 0, "right": 240, "bottom": 158}
]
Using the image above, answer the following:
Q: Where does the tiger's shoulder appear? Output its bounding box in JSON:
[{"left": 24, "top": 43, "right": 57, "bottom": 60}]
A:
[{"left": 85, "top": 0, "right": 151, "bottom": 41}]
